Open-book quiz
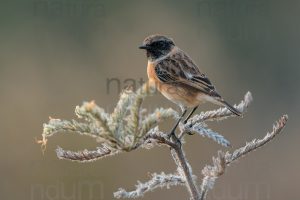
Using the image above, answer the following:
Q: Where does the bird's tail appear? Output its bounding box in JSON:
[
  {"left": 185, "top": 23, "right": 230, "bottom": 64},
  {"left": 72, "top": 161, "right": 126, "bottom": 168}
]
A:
[{"left": 218, "top": 99, "right": 241, "bottom": 116}]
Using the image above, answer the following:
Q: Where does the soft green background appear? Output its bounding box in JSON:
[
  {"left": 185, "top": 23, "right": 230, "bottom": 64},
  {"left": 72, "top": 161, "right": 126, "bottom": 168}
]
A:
[{"left": 0, "top": 0, "right": 299, "bottom": 199}]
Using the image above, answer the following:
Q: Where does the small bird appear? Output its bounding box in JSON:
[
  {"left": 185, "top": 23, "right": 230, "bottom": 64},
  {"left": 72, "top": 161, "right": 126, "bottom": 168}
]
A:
[{"left": 139, "top": 34, "right": 241, "bottom": 137}]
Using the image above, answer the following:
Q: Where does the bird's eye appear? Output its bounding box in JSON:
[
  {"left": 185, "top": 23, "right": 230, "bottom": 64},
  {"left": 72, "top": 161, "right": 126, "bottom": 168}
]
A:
[{"left": 158, "top": 41, "right": 167, "bottom": 49}]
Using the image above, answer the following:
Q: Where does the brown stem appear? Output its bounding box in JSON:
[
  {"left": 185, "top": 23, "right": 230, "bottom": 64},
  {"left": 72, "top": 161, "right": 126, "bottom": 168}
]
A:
[{"left": 171, "top": 142, "right": 200, "bottom": 200}]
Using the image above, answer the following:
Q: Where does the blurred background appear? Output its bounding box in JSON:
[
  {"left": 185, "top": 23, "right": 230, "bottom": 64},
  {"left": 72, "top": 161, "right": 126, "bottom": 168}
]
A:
[{"left": 0, "top": 0, "right": 299, "bottom": 199}]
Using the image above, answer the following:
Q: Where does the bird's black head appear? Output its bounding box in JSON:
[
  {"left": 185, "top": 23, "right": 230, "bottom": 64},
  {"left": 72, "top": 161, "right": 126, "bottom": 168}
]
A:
[{"left": 139, "top": 35, "right": 175, "bottom": 61}]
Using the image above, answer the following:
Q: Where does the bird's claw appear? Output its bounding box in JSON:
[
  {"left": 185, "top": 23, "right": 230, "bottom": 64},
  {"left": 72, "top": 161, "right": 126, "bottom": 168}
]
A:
[{"left": 169, "top": 132, "right": 182, "bottom": 147}]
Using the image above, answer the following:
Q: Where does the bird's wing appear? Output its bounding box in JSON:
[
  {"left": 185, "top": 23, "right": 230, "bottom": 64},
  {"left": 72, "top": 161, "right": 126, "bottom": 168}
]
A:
[{"left": 155, "top": 51, "right": 220, "bottom": 97}]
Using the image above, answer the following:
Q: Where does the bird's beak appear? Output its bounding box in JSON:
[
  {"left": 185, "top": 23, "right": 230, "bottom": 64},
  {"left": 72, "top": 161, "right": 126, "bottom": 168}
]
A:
[{"left": 139, "top": 45, "right": 150, "bottom": 50}]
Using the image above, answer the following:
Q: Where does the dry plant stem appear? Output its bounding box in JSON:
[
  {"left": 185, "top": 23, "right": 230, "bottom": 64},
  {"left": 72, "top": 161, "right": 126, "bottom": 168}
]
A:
[
  {"left": 39, "top": 88, "right": 289, "bottom": 200},
  {"left": 171, "top": 141, "right": 200, "bottom": 200},
  {"left": 198, "top": 115, "right": 288, "bottom": 200},
  {"left": 114, "top": 173, "right": 185, "bottom": 198},
  {"left": 225, "top": 115, "right": 288, "bottom": 164},
  {"left": 55, "top": 145, "right": 119, "bottom": 162},
  {"left": 113, "top": 114, "right": 288, "bottom": 200},
  {"left": 179, "top": 91, "right": 253, "bottom": 139},
  {"left": 138, "top": 132, "right": 200, "bottom": 199}
]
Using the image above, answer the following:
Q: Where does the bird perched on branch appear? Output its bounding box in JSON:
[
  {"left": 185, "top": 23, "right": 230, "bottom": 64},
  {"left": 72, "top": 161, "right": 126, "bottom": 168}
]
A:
[{"left": 139, "top": 34, "right": 241, "bottom": 137}]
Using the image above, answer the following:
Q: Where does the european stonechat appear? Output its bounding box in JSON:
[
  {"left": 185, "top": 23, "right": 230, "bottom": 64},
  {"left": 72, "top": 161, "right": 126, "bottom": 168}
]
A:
[{"left": 139, "top": 34, "right": 241, "bottom": 136}]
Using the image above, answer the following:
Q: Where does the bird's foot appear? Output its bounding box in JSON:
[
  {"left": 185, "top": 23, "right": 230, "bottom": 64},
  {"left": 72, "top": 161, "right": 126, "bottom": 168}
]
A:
[
  {"left": 183, "top": 120, "right": 195, "bottom": 136},
  {"left": 167, "top": 131, "right": 173, "bottom": 139},
  {"left": 169, "top": 131, "right": 181, "bottom": 147},
  {"left": 186, "top": 131, "right": 195, "bottom": 135}
]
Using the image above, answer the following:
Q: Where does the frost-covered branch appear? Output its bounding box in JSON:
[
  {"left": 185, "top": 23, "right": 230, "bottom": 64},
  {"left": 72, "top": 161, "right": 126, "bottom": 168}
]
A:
[
  {"left": 200, "top": 151, "right": 226, "bottom": 200},
  {"left": 199, "top": 115, "right": 288, "bottom": 199},
  {"left": 38, "top": 84, "right": 177, "bottom": 153},
  {"left": 37, "top": 84, "right": 288, "bottom": 200},
  {"left": 185, "top": 122, "right": 231, "bottom": 147},
  {"left": 56, "top": 145, "right": 119, "bottom": 162},
  {"left": 171, "top": 143, "right": 200, "bottom": 200},
  {"left": 224, "top": 115, "right": 288, "bottom": 164},
  {"left": 187, "top": 91, "right": 252, "bottom": 125},
  {"left": 114, "top": 173, "right": 185, "bottom": 199},
  {"left": 178, "top": 92, "right": 252, "bottom": 140}
]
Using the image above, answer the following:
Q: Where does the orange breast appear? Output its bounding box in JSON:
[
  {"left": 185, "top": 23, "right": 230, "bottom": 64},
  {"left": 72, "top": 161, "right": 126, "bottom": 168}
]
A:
[
  {"left": 147, "top": 62, "right": 158, "bottom": 81},
  {"left": 147, "top": 62, "right": 160, "bottom": 88},
  {"left": 147, "top": 62, "right": 200, "bottom": 108}
]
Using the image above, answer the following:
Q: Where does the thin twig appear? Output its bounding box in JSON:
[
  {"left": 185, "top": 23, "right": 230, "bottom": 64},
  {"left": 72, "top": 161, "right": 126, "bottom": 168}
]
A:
[
  {"left": 199, "top": 115, "right": 288, "bottom": 199},
  {"left": 56, "top": 145, "right": 119, "bottom": 162},
  {"left": 131, "top": 127, "right": 176, "bottom": 150},
  {"left": 114, "top": 172, "right": 185, "bottom": 199},
  {"left": 171, "top": 144, "right": 200, "bottom": 200},
  {"left": 225, "top": 115, "right": 288, "bottom": 164},
  {"left": 189, "top": 92, "right": 252, "bottom": 124},
  {"left": 185, "top": 122, "right": 231, "bottom": 147}
]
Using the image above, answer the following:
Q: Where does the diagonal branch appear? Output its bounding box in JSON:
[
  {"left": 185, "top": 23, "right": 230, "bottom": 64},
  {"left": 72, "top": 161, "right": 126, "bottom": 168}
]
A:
[
  {"left": 199, "top": 115, "right": 288, "bottom": 200},
  {"left": 114, "top": 172, "right": 185, "bottom": 199},
  {"left": 75, "top": 101, "right": 111, "bottom": 134},
  {"left": 200, "top": 151, "right": 226, "bottom": 200},
  {"left": 171, "top": 145, "right": 200, "bottom": 200},
  {"left": 187, "top": 91, "right": 253, "bottom": 125},
  {"left": 56, "top": 145, "right": 119, "bottom": 162},
  {"left": 131, "top": 127, "right": 176, "bottom": 150},
  {"left": 186, "top": 122, "right": 231, "bottom": 147},
  {"left": 179, "top": 92, "right": 253, "bottom": 140},
  {"left": 43, "top": 118, "right": 101, "bottom": 139},
  {"left": 225, "top": 114, "right": 288, "bottom": 164}
]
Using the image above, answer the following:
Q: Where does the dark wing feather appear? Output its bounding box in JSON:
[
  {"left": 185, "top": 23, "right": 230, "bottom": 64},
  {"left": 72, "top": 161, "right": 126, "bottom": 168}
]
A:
[
  {"left": 154, "top": 63, "right": 178, "bottom": 83},
  {"left": 154, "top": 53, "right": 219, "bottom": 97},
  {"left": 154, "top": 52, "right": 241, "bottom": 116}
]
